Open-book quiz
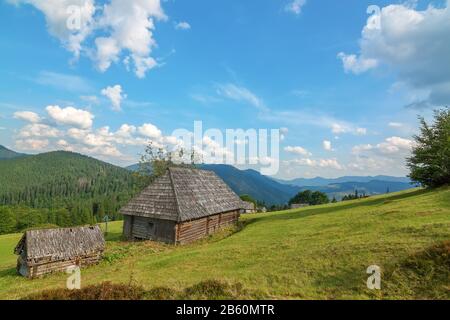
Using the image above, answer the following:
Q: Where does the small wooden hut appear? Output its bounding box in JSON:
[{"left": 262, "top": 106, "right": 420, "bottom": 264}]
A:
[
  {"left": 240, "top": 200, "right": 257, "bottom": 213},
  {"left": 121, "top": 167, "right": 243, "bottom": 244},
  {"left": 14, "top": 225, "right": 105, "bottom": 278}
]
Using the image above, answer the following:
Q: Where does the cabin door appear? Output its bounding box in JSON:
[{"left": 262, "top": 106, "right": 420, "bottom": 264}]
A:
[{"left": 147, "top": 221, "right": 156, "bottom": 240}]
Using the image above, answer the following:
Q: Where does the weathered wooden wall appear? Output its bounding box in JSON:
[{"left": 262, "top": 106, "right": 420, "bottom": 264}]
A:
[
  {"left": 19, "top": 252, "right": 103, "bottom": 279},
  {"left": 175, "top": 210, "right": 240, "bottom": 245},
  {"left": 123, "top": 215, "right": 176, "bottom": 243}
]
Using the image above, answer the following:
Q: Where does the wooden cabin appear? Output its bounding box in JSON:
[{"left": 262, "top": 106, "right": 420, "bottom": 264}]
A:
[
  {"left": 120, "top": 167, "right": 243, "bottom": 244},
  {"left": 14, "top": 225, "right": 105, "bottom": 278},
  {"left": 240, "top": 200, "right": 257, "bottom": 213}
]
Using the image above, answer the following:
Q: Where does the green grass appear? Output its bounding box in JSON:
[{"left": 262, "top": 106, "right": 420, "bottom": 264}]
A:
[{"left": 0, "top": 187, "right": 449, "bottom": 300}]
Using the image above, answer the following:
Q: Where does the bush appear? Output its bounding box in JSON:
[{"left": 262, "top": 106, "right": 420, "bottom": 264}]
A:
[{"left": 24, "top": 282, "right": 145, "bottom": 300}]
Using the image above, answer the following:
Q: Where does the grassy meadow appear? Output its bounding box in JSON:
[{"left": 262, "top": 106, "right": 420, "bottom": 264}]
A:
[{"left": 0, "top": 187, "right": 449, "bottom": 299}]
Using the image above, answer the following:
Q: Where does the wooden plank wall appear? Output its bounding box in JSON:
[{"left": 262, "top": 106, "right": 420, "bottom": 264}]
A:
[
  {"left": 21, "top": 252, "right": 103, "bottom": 278},
  {"left": 176, "top": 210, "right": 239, "bottom": 245}
]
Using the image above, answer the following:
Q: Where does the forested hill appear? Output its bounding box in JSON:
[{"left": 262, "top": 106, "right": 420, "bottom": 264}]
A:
[
  {"left": 0, "top": 151, "right": 141, "bottom": 232},
  {"left": 0, "top": 145, "right": 27, "bottom": 160}
]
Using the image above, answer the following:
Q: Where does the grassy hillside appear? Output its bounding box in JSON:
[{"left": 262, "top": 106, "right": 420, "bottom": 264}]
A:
[{"left": 0, "top": 187, "right": 449, "bottom": 299}]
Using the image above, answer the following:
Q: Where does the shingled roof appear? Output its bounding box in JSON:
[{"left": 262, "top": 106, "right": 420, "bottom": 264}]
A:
[
  {"left": 14, "top": 225, "right": 105, "bottom": 262},
  {"left": 120, "top": 167, "right": 243, "bottom": 222}
]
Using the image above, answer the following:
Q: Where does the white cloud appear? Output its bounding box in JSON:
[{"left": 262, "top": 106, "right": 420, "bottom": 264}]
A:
[
  {"left": 377, "top": 136, "right": 415, "bottom": 154},
  {"left": 94, "top": 0, "right": 166, "bottom": 78},
  {"left": 101, "top": 85, "right": 127, "bottom": 111},
  {"left": 175, "top": 21, "right": 191, "bottom": 30},
  {"left": 331, "top": 123, "right": 350, "bottom": 134},
  {"left": 10, "top": 0, "right": 167, "bottom": 78},
  {"left": 18, "top": 123, "right": 60, "bottom": 138},
  {"left": 331, "top": 123, "right": 367, "bottom": 136},
  {"left": 15, "top": 138, "right": 49, "bottom": 151},
  {"left": 323, "top": 140, "right": 332, "bottom": 151},
  {"left": 337, "top": 53, "right": 378, "bottom": 74},
  {"left": 13, "top": 111, "right": 41, "bottom": 123},
  {"left": 285, "top": 0, "right": 307, "bottom": 15},
  {"left": 338, "top": 1, "right": 450, "bottom": 107},
  {"left": 46, "top": 105, "right": 94, "bottom": 129},
  {"left": 286, "top": 157, "right": 343, "bottom": 170},
  {"left": 216, "top": 83, "right": 267, "bottom": 111},
  {"left": 284, "top": 145, "right": 312, "bottom": 156},
  {"left": 116, "top": 124, "right": 136, "bottom": 137},
  {"left": 352, "top": 136, "right": 415, "bottom": 155},
  {"left": 138, "top": 123, "right": 162, "bottom": 139}
]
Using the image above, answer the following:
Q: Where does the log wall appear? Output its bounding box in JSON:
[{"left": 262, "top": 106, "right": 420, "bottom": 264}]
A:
[
  {"left": 19, "top": 251, "right": 103, "bottom": 279},
  {"left": 123, "top": 215, "right": 176, "bottom": 243},
  {"left": 176, "top": 210, "right": 240, "bottom": 245}
]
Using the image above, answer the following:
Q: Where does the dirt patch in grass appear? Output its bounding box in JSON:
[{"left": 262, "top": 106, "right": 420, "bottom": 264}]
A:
[
  {"left": 24, "top": 280, "right": 248, "bottom": 300},
  {"left": 384, "top": 241, "right": 450, "bottom": 299}
]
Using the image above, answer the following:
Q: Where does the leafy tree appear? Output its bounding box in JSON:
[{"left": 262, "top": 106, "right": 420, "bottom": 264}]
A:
[
  {"left": 137, "top": 141, "right": 198, "bottom": 182},
  {"left": 289, "top": 190, "right": 312, "bottom": 205},
  {"left": 407, "top": 108, "right": 450, "bottom": 187},
  {"left": 289, "top": 190, "right": 329, "bottom": 206},
  {"left": 0, "top": 207, "right": 15, "bottom": 234}
]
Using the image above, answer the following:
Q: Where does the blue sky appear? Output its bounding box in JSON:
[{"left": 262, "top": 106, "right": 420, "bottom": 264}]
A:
[{"left": 0, "top": 0, "right": 448, "bottom": 178}]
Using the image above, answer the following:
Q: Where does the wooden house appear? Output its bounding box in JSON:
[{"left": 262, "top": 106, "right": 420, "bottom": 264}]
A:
[
  {"left": 240, "top": 200, "right": 257, "bottom": 213},
  {"left": 14, "top": 225, "right": 105, "bottom": 278},
  {"left": 120, "top": 167, "right": 243, "bottom": 244}
]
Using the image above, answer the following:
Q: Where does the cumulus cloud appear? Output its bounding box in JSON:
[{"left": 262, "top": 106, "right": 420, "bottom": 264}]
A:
[
  {"left": 138, "top": 123, "right": 162, "bottom": 139},
  {"left": 285, "top": 0, "right": 306, "bottom": 15},
  {"left": 15, "top": 138, "right": 49, "bottom": 151},
  {"left": 18, "top": 123, "right": 61, "bottom": 138},
  {"left": 175, "top": 21, "right": 191, "bottom": 30},
  {"left": 101, "top": 85, "right": 127, "bottom": 111},
  {"left": 284, "top": 145, "right": 312, "bottom": 156},
  {"left": 46, "top": 105, "right": 94, "bottom": 129},
  {"left": 352, "top": 136, "right": 415, "bottom": 155},
  {"left": 338, "top": 1, "right": 450, "bottom": 107},
  {"left": 13, "top": 111, "right": 41, "bottom": 123},
  {"left": 10, "top": 0, "right": 167, "bottom": 78}
]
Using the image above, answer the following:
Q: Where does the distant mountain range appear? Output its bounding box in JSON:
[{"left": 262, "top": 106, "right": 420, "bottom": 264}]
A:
[
  {"left": 126, "top": 163, "right": 415, "bottom": 205},
  {"left": 0, "top": 145, "right": 27, "bottom": 160},
  {"left": 275, "top": 175, "right": 411, "bottom": 186}
]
